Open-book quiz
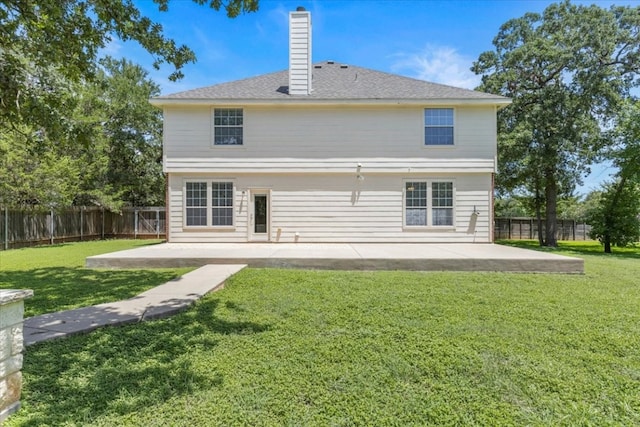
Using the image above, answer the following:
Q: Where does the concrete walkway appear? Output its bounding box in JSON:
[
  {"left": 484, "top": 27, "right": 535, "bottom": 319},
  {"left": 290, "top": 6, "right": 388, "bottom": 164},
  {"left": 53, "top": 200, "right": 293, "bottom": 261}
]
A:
[
  {"left": 86, "top": 243, "right": 584, "bottom": 274},
  {"left": 23, "top": 264, "right": 246, "bottom": 346}
]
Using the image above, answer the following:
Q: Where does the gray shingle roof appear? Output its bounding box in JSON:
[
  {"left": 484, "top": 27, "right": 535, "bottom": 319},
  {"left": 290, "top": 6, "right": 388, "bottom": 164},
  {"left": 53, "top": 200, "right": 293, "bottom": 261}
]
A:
[{"left": 154, "top": 61, "right": 508, "bottom": 103}]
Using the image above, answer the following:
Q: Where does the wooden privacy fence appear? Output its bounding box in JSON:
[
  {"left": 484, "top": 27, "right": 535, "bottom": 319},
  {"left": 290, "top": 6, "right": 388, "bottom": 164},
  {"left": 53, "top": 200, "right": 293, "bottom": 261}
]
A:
[
  {"left": 0, "top": 207, "right": 166, "bottom": 250},
  {"left": 494, "top": 217, "right": 592, "bottom": 241},
  {"left": 1, "top": 209, "right": 592, "bottom": 249}
]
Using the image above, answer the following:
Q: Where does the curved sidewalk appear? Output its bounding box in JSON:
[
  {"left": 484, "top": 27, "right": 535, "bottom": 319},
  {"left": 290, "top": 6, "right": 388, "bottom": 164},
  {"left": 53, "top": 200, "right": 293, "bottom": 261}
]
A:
[{"left": 23, "top": 264, "right": 246, "bottom": 346}]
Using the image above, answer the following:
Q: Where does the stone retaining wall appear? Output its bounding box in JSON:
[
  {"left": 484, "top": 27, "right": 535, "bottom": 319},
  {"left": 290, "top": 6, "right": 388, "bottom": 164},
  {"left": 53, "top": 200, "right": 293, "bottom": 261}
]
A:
[{"left": 0, "top": 290, "right": 33, "bottom": 422}]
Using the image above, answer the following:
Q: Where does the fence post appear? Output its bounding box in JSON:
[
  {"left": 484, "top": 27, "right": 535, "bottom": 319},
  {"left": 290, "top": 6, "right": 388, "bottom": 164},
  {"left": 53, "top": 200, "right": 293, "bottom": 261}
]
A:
[
  {"left": 134, "top": 209, "right": 138, "bottom": 240},
  {"left": 80, "top": 207, "right": 84, "bottom": 241},
  {"left": 50, "top": 209, "right": 54, "bottom": 245},
  {"left": 508, "top": 218, "right": 512, "bottom": 239},
  {"left": 156, "top": 209, "right": 160, "bottom": 239},
  {"left": 101, "top": 208, "right": 105, "bottom": 240},
  {"left": 519, "top": 220, "right": 523, "bottom": 239},
  {"left": 3, "top": 207, "right": 7, "bottom": 250}
]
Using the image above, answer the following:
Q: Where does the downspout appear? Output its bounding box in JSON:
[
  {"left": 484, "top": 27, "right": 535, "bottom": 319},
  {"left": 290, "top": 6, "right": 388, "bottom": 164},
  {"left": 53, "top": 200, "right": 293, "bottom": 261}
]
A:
[
  {"left": 490, "top": 173, "right": 495, "bottom": 242},
  {"left": 165, "top": 173, "right": 169, "bottom": 242}
]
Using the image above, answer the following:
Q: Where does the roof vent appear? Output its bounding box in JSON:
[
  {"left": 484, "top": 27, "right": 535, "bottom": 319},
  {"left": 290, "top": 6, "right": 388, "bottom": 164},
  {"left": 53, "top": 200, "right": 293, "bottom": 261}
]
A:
[
  {"left": 340, "top": 64, "right": 348, "bottom": 69},
  {"left": 327, "top": 60, "right": 334, "bottom": 64},
  {"left": 296, "top": 6, "right": 306, "bottom": 11},
  {"left": 314, "top": 65, "right": 322, "bottom": 69}
]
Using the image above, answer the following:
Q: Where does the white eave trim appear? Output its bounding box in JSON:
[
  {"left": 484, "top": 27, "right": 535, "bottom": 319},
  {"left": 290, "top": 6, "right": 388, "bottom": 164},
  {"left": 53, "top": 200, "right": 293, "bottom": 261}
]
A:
[{"left": 149, "top": 97, "right": 512, "bottom": 108}]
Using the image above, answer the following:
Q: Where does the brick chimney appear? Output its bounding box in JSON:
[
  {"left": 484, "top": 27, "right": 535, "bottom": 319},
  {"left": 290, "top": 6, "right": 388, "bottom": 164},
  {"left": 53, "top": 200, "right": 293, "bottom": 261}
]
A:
[{"left": 289, "top": 7, "right": 312, "bottom": 95}]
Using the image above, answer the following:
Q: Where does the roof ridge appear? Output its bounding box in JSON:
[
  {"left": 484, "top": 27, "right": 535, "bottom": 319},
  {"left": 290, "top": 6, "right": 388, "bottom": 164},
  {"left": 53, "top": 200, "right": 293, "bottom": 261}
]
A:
[{"left": 152, "top": 61, "right": 509, "bottom": 103}]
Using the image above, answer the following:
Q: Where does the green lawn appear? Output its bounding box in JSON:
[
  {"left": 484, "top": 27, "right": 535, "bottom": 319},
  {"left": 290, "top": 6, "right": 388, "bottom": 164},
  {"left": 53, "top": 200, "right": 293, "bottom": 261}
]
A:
[
  {"left": 0, "top": 240, "right": 192, "bottom": 317},
  {"left": 7, "top": 241, "right": 640, "bottom": 426}
]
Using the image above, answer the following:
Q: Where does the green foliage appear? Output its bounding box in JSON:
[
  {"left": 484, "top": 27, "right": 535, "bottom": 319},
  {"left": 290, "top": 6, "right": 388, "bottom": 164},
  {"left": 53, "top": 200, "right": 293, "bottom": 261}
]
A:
[
  {"left": 0, "top": 129, "right": 81, "bottom": 208},
  {"left": 493, "top": 195, "right": 531, "bottom": 217},
  {"left": 8, "top": 246, "right": 640, "bottom": 425},
  {"left": 0, "top": 0, "right": 258, "bottom": 134},
  {"left": 100, "top": 58, "right": 164, "bottom": 206},
  {"left": 0, "top": 58, "right": 165, "bottom": 209},
  {"left": 0, "top": 240, "right": 192, "bottom": 317},
  {"left": 585, "top": 181, "right": 640, "bottom": 253},
  {"left": 75, "top": 58, "right": 165, "bottom": 207},
  {"left": 1, "top": 0, "right": 259, "bottom": 208},
  {"left": 556, "top": 195, "right": 588, "bottom": 221},
  {"left": 473, "top": 1, "right": 640, "bottom": 246},
  {"left": 609, "top": 100, "right": 640, "bottom": 184},
  {"left": 583, "top": 99, "right": 640, "bottom": 253}
]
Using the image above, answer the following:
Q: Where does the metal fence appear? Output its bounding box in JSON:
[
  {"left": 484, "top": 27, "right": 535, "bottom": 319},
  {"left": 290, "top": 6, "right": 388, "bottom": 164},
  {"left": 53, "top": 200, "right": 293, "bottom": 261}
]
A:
[
  {"left": 0, "top": 207, "right": 166, "bottom": 250},
  {"left": 494, "top": 217, "right": 592, "bottom": 241}
]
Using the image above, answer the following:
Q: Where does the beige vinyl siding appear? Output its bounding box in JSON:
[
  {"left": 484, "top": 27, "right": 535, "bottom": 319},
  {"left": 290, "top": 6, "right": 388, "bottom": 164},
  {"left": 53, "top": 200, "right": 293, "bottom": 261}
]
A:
[
  {"left": 163, "top": 105, "right": 497, "bottom": 173},
  {"left": 168, "top": 174, "right": 491, "bottom": 243}
]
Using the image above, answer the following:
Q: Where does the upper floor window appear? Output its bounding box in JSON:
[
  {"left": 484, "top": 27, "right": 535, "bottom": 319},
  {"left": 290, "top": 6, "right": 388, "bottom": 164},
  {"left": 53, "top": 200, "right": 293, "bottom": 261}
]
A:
[
  {"left": 214, "top": 108, "right": 243, "bottom": 145},
  {"left": 425, "top": 108, "right": 454, "bottom": 145}
]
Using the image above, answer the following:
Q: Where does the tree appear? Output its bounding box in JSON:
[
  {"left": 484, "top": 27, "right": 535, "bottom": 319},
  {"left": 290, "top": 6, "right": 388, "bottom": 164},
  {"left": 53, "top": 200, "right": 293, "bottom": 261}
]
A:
[
  {"left": 0, "top": 0, "right": 260, "bottom": 210},
  {"left": 586, "top": 99, "right": 640, "bottom": 253},
  {"left": 585, "top": 181, "right": 640, "bottom": 253},
  {"left": 0, "top": 0, "right": 258, "bottom": 136},
  {"left": 494, "top": 196, "right": 532, "bottom": 218},
  {"left": 0, "top": 127, "right": 81, "bottom": 208},
  {"left": 92, "top": 58, "right": 165, "bottom": 207},
  {"left": 472, "top": 1, "right": 640, "bottom": 247},
  {"left": 0, "top": 58, "right": 166, "bottom": 210}
]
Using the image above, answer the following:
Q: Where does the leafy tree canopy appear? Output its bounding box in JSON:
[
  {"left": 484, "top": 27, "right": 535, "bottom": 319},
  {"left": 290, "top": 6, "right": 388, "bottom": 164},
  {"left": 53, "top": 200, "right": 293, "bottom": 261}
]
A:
[
  {"left": 584, "top": 99, "right": 640, "bottom": 253},
  {"left": 0, "top": 0, "right": 258, "bottom": 136},
  {"left": 473, "top": 0, "right": 640, "bottom": 246},
  {"left": 585, "top": 181, "right": 640, "bottom": 253},
  {"left": 0, "top": 57, "right": 166, "bottom": 210}
]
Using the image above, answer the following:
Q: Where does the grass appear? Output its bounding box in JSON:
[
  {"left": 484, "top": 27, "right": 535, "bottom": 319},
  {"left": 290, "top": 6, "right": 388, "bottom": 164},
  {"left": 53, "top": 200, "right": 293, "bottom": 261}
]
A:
[
  {"left": 6, "top": 240, "right": 639, "bottom": 426},
  {"left": 0, "top": 240, "right": 192, "bottom": 317}
]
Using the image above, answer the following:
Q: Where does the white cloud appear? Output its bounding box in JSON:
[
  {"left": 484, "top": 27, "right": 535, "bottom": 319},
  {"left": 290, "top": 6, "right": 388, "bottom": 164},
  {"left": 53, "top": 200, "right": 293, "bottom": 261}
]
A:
[
  {"left": 99, "top": 38, "right": 123, "bottom": 57},
  {"left": 391, "top": 45, "right": 481, "bottom": 90}
]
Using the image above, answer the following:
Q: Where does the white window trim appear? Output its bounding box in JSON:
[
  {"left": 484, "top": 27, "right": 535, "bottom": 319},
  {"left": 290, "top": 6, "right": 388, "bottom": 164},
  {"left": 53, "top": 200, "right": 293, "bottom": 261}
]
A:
[
  {"left": 423, "top": 107, "right": 457, "bottom": 148},
  {"left": 210, "top": 107, "right": 246, "bottom": 149},
  {"left": 182, "top": 179, "right": 236, "bottom": 230},
  {"left": 402, "top": 179, "right": 456, "bottom": 230}
]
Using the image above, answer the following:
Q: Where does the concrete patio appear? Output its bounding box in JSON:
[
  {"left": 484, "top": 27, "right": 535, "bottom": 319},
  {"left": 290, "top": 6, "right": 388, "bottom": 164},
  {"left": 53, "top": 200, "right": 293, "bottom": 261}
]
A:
[{"left": 86, "top": 243, "right": 584, "bottom": 273}]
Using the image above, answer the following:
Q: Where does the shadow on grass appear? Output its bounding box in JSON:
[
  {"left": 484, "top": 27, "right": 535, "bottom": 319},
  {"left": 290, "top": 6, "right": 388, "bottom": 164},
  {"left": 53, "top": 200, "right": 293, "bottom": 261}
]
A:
[
  {"left": 497, "top": 239, "right": 640, "bottom": 259},
  {"left": 0, "top": 267, "right": 186, "bottom": 318},
  {"left": 19, "top": 298, "right": 270, "bottom": 426}
]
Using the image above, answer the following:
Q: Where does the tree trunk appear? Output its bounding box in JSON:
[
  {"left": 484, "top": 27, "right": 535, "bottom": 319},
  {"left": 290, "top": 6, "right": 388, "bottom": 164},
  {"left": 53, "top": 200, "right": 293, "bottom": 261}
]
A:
[
  {"left": 544, "top": 171, "right": 558, "bottom": 247},
  {"left": 602, "top": 175, "right": 627, "bottom": 254},
  {"left": 535, "top": 185, "right": 544, "bottom": 246}
]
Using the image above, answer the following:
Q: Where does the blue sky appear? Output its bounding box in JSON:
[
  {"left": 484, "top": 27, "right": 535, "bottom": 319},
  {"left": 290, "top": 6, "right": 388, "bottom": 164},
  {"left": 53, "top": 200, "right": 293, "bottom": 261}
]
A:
[{"left": 110, "top": 0, "right": 634, "bottom": 194}]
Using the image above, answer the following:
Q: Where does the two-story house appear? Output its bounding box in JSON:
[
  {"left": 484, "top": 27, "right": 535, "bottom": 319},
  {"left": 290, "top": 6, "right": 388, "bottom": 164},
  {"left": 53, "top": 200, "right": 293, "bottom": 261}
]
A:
[{"left": 150, "top": 8, "right": 510, "bottom": 244}]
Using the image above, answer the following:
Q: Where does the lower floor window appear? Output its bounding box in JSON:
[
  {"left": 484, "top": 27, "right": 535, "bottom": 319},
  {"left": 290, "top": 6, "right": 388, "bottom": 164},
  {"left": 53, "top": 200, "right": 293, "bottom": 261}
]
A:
[
  {"left": 212, "top": 182, "right": 234, "bottom": 226},
  {"left": 185, "top": 180, "right": 235, "bottom": 227},
  {"left": 186, "top": 182, "right": 208, "bottom": 226},
  {"left": 431, "top": 182, "right": 454, "bottom": 226},
  {"left": 405, "top": 180, "right": 454, "bottom": 227}
]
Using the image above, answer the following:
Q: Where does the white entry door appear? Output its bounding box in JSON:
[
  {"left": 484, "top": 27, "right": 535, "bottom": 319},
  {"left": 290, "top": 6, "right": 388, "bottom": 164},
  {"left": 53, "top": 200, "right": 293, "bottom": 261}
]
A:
[{"left": 249, "top": 190, "right": 270, "bottom": 241}]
